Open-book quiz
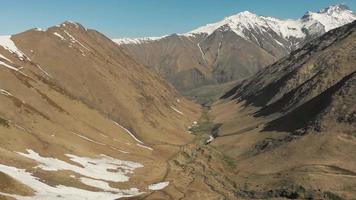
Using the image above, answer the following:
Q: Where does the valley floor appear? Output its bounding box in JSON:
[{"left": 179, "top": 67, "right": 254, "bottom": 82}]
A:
[{"left": 134, "top": 101, "right": 356, "bottom": 200}]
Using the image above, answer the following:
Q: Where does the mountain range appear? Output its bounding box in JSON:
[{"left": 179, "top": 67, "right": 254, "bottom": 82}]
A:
[
  {"left": 210, "top": 19, "right": 356, "bottom": 199},
  {"left": 114, "top": 5, "right": 356, "bottom": 96},
  {"left": 0, "top": 3, "right": 355, "bottom": 200}
]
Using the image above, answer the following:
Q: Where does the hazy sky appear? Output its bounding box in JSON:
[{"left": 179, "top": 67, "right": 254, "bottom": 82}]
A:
[{"left": 0, "top": 0, "right": 355, "bottom": 38}]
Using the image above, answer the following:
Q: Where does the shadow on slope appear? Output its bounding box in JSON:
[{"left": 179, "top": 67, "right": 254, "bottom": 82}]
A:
[{"left": 263, "top": 72, "right": 355, "bottom": 132}]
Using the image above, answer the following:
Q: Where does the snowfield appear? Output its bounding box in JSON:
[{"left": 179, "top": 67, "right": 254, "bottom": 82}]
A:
[
  {"left": 0, "top": 163, "right": 142, "bottom": 200},
  {"left": 0, "top": 149, "right": 146, "bottom": 199},
  {"left": 0, "top": 35, "right": 28, "bottom": 60},
  {"left": 18, "top": 149, "right": 143, "bottom": 182}
]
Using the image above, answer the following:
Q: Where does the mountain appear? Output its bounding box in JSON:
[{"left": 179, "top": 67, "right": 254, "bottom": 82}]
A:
[
  {"left": 114, "top": 4, "right": 356, "bottom": 95},
  {"left": 210, "top": 20, "right": 356, "bottom": 199},
  {"left": 0, "top": 21, "right": 201, "bottom": 199}
]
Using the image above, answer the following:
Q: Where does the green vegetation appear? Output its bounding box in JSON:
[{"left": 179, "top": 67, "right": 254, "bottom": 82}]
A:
[
  {"left": 183, "top": 80, "right": 238, "bottom": 105},
  {"left": 189, "top": 106, "right": 215, "bottom": 134},
  {"left": 0, "top": 117, "right": 9, "bottom": 128},
  {"left": 222, "top": 154, "right": 236, "bottom": 168}
]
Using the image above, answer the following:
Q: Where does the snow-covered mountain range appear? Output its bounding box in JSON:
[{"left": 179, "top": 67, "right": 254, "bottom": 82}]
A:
[
  {"left": 115, "top": 4, "right": 355, "bottom": 49},
  {"left": 113, "top": 4, "right": 356, "bottom": 94}
]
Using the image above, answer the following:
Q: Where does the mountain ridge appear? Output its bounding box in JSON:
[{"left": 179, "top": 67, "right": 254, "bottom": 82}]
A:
[
  {"left": 115, "top": 4, "right": 356, "bottom": 50},
  {"left": 113, "top": 4, "right": 355, "bottom": 95}
]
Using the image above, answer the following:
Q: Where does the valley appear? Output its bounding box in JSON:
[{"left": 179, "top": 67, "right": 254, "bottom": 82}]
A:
[{"left": 0, "top": 3, "right": 355, "bottom": 200}]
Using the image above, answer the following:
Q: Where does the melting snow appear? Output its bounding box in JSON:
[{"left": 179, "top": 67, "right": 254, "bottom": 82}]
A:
[
  {"left": 0, "top": 35, "right": 28, "bottom": 60},
  {"left": 35, "top": 64, "right": 52, "bottom": 78},
  {"left": 136, "top": 143, "right": 153, "bottom": 151},
  {"left": 53, "top": 32, "right": 65, "bottom": 40},
  {"left": 0, "top": 60, "right": 20, "bottom": 71},
  {"left": 206, "top": 135, "right": 214, "bottom": 144},
  {"left": 197, "top": 43, "right": 206, "bottom": 62},
  {"left": 110, "top": 146, "right": 129, "bottom": 154},
  {"left": 0, "top": 53, "right": 11, "bottom": 62},
  {"left": 34, "top": 28, "right": 44, "bottom": 32},
  {"left": 0, "top": 164, "right": 142, "bottom": 200},
  {"left": 100, "top": 133, "right": 108, "bottom": 138},
  {"left": 71, "top": 131, "right": 106, "bottom": 146},
  {"left": 17, "top": 149, "right": 143, "bottom": 182},
  {"left": 148, "top": 182, "right": 169, "bottom": 190},
  {"left": 79, "top": 177, "right": 140, "bottom": 195},
  {"left": 170, "top": 106, "right": 183, "bottom": 115},
  {"left": 113, "top": 121, "right": 145, "bottom": 144},
  {"left": 113, "top": 36, "right": 166, "bottom": 45},
  {"left": 0, "top": 89, "right": 13, "bottom": 96},
  {"left": 63, "top": 30, "right": 90, "bottom": 51}
]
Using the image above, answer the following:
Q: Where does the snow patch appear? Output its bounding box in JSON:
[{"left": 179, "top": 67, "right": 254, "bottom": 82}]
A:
[
  {"left": 0, "top": 89, "right": 12, "bottom": 96},
  {"left": 113, "top": 121, "right": 145, "bottom": 144},
  {"left": 35, "top": 64, "right": 52, "bottom": 78},
  {"left": 136, "top": 143, "right": 153, "bottom": 151},
  {"left": 34, "top": 28, "right": 44, "bottom": 32},
  {"left": 53, "top": 32, "right": 65, "bottom": 40},
  {"left": 0, "top": 53, "right": 11, "bottom": 62},
  {"left": 63, "top": 30, "right": 90, "bottom": 51},
  {"left": 206, "top": 135, "right": 214, "bottom": 144},
  {"left": 148, "top": 182, "right": 169, "bottom": 190},
  {"left": 113, "top": 36, "right": 166, "bottom": 45},
  {"left": 71, "top": 131, "right": 106, "bottom": 146},
  {"left": 80, "top": 177, "right": 141, "bottom": 195},
  {"left": 110, "top": 146, "right": 129, "bottom": 154},
  {"left": 170, "top": 106, "right": 183, "bottom": 115},
  {"left": 18, "top": 149, "right": 143, "bottom": 182},
  {"left": 0, "top": 60, "right": 20, "bottom": 71},
  {"left": 197, "top": 43, "right": 206, "bottom": 62},
  {"left": 0, "top": 164, "right": 142, "bottom": 200},
  {"left": 0, "top": 36, "right": 28, "bottom": 60}
]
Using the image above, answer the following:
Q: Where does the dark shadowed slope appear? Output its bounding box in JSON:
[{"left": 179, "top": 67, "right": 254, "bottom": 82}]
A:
[{"left": 210, "top": 20, "right": 356, "bottom": 199}]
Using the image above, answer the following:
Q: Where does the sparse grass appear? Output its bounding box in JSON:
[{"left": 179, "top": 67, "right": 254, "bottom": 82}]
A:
[
  {"left": 222, "top": 154, "right": 236, "bottom": 168},
  {"left": 189, "top": 107, "right": 215, "bottom": 134},
  {"left": 323, "top": 191, "right": 346, "bottom": 200},
  {"left": 0, "top": 117, "right": 9, "bottom": 128},
  {"left": 182, "top": 81, "right": 239, "bottom": 105}
]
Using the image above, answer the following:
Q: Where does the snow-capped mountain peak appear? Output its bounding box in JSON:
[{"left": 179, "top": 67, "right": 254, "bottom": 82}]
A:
[
  {"left": 188, "top": 11, "right": 263, "bottom": 36},
  {"left": 185, "top": 4, "right": 355, "bottom": 48},
  {"left": 320, "top": 4, "right": 351, "bottom": 14},
  {"left": 302, "top": 4, "right": 356, "bottom": 32},
  {"left": 113, "top": 36, "right": 166, "bottom": 45},
  {"left": 114, "top": 4, "right": 355, "bottom": 47}
]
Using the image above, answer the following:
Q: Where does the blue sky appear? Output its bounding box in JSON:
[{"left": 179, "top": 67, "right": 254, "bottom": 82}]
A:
[{"left": 0, "top": 0, "right": 355, "bottom": 38}]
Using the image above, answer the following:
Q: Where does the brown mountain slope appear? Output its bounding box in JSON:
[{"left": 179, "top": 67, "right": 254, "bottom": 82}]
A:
[
  {"left": 119, "top": 30, "right": 279, "bottom": 93},
  {"left": 209, "top": 21, "right": 356, "bottom": 199},
  {"left": 116, "top": 6, "right": 356, "bottom": 96},
  {"left": 0, "top": 21, "right": 200, "bottom": 199}
]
